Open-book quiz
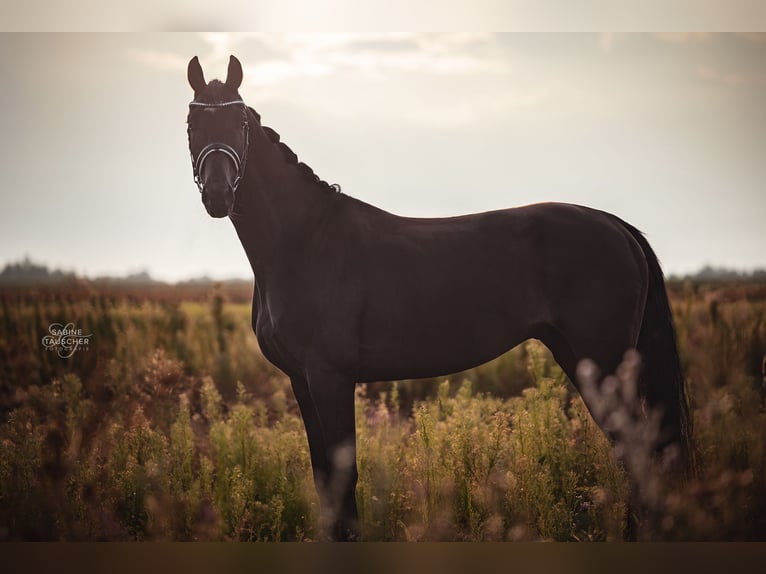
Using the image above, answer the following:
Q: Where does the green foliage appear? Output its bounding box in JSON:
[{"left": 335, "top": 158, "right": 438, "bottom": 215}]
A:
[{"left": 0, "top": 283, "right": 765, "bottom": 540}]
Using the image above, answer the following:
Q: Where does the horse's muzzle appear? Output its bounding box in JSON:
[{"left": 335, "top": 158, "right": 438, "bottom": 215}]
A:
[{"left": 201, "top": 184, "right": 234, "bottom": 218}]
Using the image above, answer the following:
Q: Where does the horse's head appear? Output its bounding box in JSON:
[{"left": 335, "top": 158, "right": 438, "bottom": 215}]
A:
[{"left": 186, "top": 55, "right": 249, "bottom": 218}]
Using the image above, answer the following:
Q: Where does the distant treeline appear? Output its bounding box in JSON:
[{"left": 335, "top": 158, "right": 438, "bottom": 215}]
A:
[
  {"left": 0, "top": 257, "right": 78, "bottom": 284},
  {"left": 667, "top": 265, "right": 766, "bottom": 283},
  {"left": 1, "top": 257, "right": 765, "bottom": 286},
  {"left": 0, "top": 257, "right": 249, "bottom": 287}
]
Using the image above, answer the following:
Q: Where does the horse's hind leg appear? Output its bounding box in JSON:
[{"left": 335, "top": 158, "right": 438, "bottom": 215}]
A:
[
  {"left": 538, "top": 324, "right": 622, "bottom": 442},
  {"left": 534, "top": 324, "right": 579, "bottom": 384},
  {"left": 537, "top": 321, "right": 643, "bottom": 540}
]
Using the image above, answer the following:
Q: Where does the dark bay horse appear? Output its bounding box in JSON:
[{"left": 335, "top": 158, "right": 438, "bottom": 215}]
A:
[{"left": 185, "top": 55, "right": 691, "bottom": 540}]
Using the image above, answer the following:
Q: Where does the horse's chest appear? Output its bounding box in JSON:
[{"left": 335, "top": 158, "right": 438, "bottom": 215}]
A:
[
  {"left": 252, "top": 284, "right": 359, "bottom": 376},
  {"left": 253, "top": 307, "right": 302, "bottom": 375}
]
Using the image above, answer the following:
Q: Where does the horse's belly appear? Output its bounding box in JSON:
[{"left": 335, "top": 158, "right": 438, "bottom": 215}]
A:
[{"left": 356, "top": 302, "right": 534, "bottom": 382}]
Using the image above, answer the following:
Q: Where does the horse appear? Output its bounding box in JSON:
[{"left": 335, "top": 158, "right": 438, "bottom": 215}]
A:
[{"left": 185, "top": 55, "right": 691, "bottom": 541}]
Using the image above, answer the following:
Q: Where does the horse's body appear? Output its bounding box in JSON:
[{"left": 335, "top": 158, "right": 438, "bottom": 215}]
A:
[
  {"left": 252, "top": 197, "right": 647, "bottom": 384},
  {"left": 186, "top": 56, "right": 691, "bottom": 540}
]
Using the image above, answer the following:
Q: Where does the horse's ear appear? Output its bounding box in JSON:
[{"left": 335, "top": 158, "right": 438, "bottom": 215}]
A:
[
  {"left": 187, "top": 56, "right": 206, "bottom": 94},
  {"left": 225, "top": 55, "right": 243, "bottom": 91}
]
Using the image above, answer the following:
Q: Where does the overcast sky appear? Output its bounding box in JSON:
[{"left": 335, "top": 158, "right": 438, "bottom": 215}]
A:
[{"left": 0, "top": 33, "right": 764, "bottom": 281}]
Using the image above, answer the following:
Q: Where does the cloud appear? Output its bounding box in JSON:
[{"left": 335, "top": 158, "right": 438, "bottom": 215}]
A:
[
  {"left": 197, "top": 32, "right": 259, "bottom": 62},
  {"left": 125, "top": 33, "right": 567, "bottom": 129},
  {"left": 126, "top": 34, "right": 256, "bottom": 75},
  {"left": 654, "top": 32, "right": 766, "bottom": 47},
  {"left": 697, "top": 65, "right": 766, "bottom": 87},
  {"left": 653, "top": 33, "right": 717, "bottom": 45},
  {"left": 599, "top": 32, "right": 615, "bottom": 53},
  {"left": 234, "top": 33, "right": 505, "bottom": 87},
  {"left": 400, "top": 85, "right": 553, "bottom": 128},
  {"left": 126, "top": 49, "right": 189, "bottom": 71},
  {"left": 654, "top": 33, "right": 766, "bottom": 46},
  {"left": 736, "top": 32, "right": 766, "bottom": 44},
  {"left": 127, "top": 33, "right": 505, "bottom": 89}
]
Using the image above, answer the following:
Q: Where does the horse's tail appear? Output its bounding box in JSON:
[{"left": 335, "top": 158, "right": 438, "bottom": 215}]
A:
[{"left": 619, "top": 221, "right": 694, "bottom": 478}]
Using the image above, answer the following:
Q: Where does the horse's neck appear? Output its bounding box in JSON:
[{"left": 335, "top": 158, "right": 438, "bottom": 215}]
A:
[{"left": 230, "top": 123, "right": 327, "bottom": 285}]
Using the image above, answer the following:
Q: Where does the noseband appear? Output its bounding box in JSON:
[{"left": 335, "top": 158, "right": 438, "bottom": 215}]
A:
[{"left": 188, "top": 100, "right": 250, "bottom": 193}]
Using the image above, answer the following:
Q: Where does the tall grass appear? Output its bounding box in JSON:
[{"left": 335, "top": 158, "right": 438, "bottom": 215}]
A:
[{"left": 0, "top": 281, "right": 764, "bottom": 540}]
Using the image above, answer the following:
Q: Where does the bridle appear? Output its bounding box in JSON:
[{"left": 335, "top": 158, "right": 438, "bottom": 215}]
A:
[{"left": 188, "top": 100, "right": 250, "bottom": 193}]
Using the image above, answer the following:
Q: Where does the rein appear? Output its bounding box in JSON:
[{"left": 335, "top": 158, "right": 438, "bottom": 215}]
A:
[{"left": 188, "top": 100, "right": 250, "bottom": 193}]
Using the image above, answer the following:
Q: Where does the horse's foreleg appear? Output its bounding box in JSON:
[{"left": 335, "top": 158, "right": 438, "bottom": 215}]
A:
[
  {"left": 303, "top": 370, "right": 359, "bottom": 541},
  {"left": 290, "top": 375, "right": 332, "bottom": 514}
]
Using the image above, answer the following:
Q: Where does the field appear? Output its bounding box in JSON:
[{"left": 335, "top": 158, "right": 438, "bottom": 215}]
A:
[{"left": 1, "top": 280, "right": 765, "bottom": 541}]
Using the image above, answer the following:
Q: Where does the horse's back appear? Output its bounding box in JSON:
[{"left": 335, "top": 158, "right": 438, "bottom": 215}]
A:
[
  {"left": 351, "top": 201, "right": 648, "bottom": 380},
  {"left": 355, "top": 201, "right": 647, "bottom": 303}
]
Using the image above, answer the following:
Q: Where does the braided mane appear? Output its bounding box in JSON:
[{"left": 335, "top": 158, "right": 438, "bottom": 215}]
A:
[{"left": 248, "top": 107, "right": 341, "bottom": 195}]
